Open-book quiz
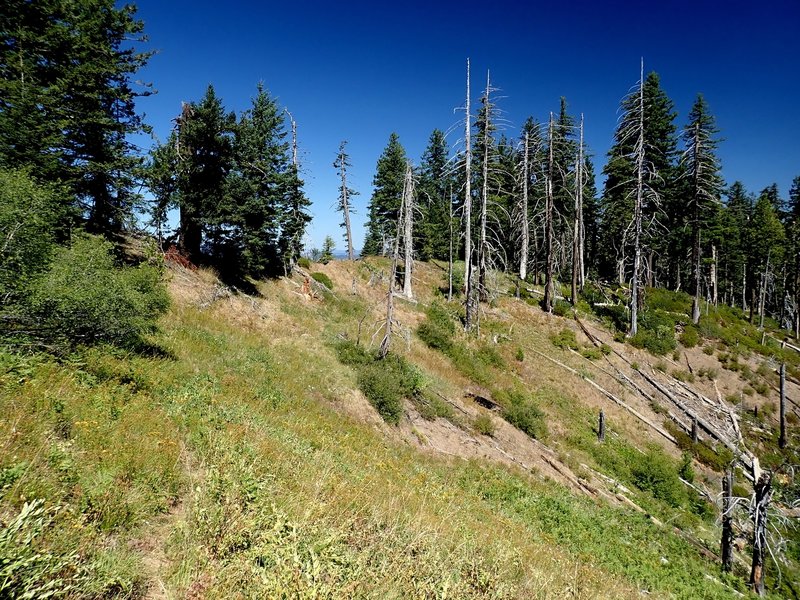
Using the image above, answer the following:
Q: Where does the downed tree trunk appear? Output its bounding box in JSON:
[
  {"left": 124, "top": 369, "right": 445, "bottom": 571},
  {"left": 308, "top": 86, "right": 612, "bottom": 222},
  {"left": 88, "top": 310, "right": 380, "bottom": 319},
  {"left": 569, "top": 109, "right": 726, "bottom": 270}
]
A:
[{"left": 749, "top": 472, "right": 773, "bottom": 596}]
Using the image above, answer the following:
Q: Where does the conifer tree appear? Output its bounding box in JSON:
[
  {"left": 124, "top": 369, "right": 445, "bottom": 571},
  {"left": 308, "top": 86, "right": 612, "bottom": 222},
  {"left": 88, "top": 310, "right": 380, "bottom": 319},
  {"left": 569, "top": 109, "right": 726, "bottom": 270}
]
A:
[
  {"left": 363, "top": 133, "right": 407, "bottom": 256},
  {"left": 174, "top": 86, "right": 235, "bottom": 262},
  {"left": 279, "top": 111, "right": 312, "bottom": 273},
  {"left": 682, "top": 94, "right": 722, "bottom": 323},
  {"left": 0, "top": 0, "right": 153, "bottom": 233},
  {"left": 417, "top": 129, "right": 453, "bottom": 261}
]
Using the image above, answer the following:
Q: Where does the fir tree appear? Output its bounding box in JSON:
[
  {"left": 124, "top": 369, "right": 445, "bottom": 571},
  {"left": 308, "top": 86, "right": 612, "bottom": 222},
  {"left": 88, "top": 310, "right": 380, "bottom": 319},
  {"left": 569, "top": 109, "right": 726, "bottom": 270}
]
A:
[
  {"left": 416, "top": 129, "right": 453, "bottom": 261},
  {"left": 363, "top": 133, "right": 407, "bottom": 256},
  {"left": 681, "top": 94, "right": 722, "bottom": 323}
]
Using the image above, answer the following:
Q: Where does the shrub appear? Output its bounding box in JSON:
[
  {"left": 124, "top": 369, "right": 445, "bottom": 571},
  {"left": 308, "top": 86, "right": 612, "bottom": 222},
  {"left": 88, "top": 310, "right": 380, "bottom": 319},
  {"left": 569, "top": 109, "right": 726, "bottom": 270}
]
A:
[
  {"left": 551, "top": 328, "right": 579, "bottom": 350},
  {"left": 497, "top": 389, "right": 547, "bottom": 440},
  {"left": 310, "top": 271, "right": 334, "bottom": 290},
  {"left": 475, "top": 345, "right": 504, "bottom": 369},
  {"left": 417, "top": 303, "right": 456, "bottom": 353},
  {"left": 514, "top": 347, "right": 524, "bottom": 362},
  {"left": 679, "top": 326, "right": 700, "bottom": 349},
  {"left": 630, "top": 447, "right": 686, "bottom": 507},
  {"left": 333, "top": 339, "right": 373, "bottom": 366},
  {"left": 26, "top": 235, "right": 169, "bottom": 349},
  {"left": 552, "top": 300, "right": 572, "bottom": 317},
  {"left": 473, "top": 413, "right": 496, "bottom": 436},
  {"left": 297, "top": 257, "right": 312, "bottom": 269},
  {"left": 357, "top": 354, "right": 421, "bottom": 425}
]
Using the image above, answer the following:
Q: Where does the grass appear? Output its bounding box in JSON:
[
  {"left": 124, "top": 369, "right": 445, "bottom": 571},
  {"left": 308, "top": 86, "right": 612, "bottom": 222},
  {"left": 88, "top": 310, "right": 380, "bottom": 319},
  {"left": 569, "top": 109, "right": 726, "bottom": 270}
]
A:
[{"left": 2, "top": 263, "right": 792, "bottom": 598}]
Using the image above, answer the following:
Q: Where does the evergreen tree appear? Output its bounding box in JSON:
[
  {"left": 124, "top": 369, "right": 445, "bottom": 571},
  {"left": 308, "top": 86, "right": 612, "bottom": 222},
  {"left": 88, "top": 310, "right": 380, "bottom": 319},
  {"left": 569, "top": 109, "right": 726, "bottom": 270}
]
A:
[
  {"left": 416, "top": 129, "right": 453, "bottom": 261},
  {"left": 228, "top": 83, "right": 290, "bottom": 276},
  {"left": 0, "top": 0, "right": 152, "bottom": 232},
  {"left": 146, "top": 133, "right": 179, "bottom": 247},
  {"left": 174, "top": 86, "right": 235, "bottom": 262},
  {"left": 598, "top": 72, "right": 678, "bottom": 284},
  {"left": 719, "top": 182, "right": 753, "bottom": 309},
  {"left": 363, "top": 133, "right": 407, "bottom": 256},
  {"left": 747, "top": 192, "right": 785, "bottom": 323},
  {"left": 681, "top": 94, "right": 723, "bottom": 323}
]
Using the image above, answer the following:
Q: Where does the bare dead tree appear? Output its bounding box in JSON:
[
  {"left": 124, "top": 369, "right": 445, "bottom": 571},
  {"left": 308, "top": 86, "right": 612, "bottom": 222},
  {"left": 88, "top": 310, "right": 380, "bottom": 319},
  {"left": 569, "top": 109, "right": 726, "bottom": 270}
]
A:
[
  {"left": 463, "top": 58, "right": 475, "bottom": 330},
  {"left": 519, "top": 131, "right": 530, "bottom": 282},
  {"left": 334, "top": 141, "right": 356, "bottom": 261},
  {"left": 749, "top": 472, "right": 773, "bottom": 596},
  {"left": 629, "top": 59, "right": 646, "bottom": 337},
  {"left": 478, "top": 69, "right": 491, "bottom": 300},
  {"left": 721, "top": 468, "right": 734, "bottom": 572},
  {"left": 543, "top": 112, "right": 555, "bottom": 314},
  {"left": 379, "top": 170, "right": 409, "bottom": 359},
  {"left": 402, "top": 163, "right": 414, "bottom": 299},
  {"left": 572, "top": 113, "right": 585, "bottom": 304},
  {"left": 448, "top": 182, "right": 454, "bottom": 301},
  {"left": 780, "top": 362, "right": 787, "bottom": 449}
]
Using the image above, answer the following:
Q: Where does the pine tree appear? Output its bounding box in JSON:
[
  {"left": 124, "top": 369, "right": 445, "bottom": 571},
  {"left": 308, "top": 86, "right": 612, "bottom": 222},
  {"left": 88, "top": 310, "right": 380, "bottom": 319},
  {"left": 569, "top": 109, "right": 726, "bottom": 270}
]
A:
[
  {"left": 598, "top": 71, "right": 677, "bottom": 284},
  {"left": 0, "top": 0, "right": 153, "bottom": 233},
  {"left": 228, "top": 83, "right": 291, "bottom": 276},
  {"left": 417, "top": 129, "right": 453, "bottom": 261},
  {"left": 747, "top": 193, "right": 785, "bottom": 325},
  {"left": 363, "top": 133, "right": 407, "bottom": 256},
  {"left": 681, "top": 94, "right": 723, "bottom": 323},
  {"left": 174, "top": 86, "right": 235, "bottom": 263}
]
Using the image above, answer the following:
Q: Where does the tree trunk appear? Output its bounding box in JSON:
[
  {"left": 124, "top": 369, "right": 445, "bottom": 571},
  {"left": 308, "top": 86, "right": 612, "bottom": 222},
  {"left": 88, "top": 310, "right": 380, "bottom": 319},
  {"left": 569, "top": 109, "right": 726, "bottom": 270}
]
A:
[
  {"left": 629, "top": 59, "right": 645, "bottom": 337},
  {"left": 543, "top": 113, "right": 555, "bottom": 314},
  {"left": 463, "top": 58, "right": 475, "bottom": 330},
  {"left": 448, "top": 185, "right": 454, "bottom": 302},
  {"left": 519, "top": 132, "right": 529, "bottom": 282},
  {"left": 402, "top": 164, "right": 414, "bottom": 299},
  {"left": 749, "top": 472, "right": 773, "bottom": 597},
  {"left": 478, "top": 70, "right": 491, "bottom": 302},
  {"left": 691, "top": 122, "right": 702, "bottom": 325},
  {"left": 711, "top": 244, "right": 718, "bottom": 306},
  {"left": 721, "top": 469, "right": 734, "bottom": 573},
  {"left": 379, "top": 173, "right": 407, "bottom": 359},
  {"left": 598, "top": 409, "right": 605, "bottom": 442},
  {"left": 571, "top": 115, "right": 584, "bottom": 305},
  {"left": 780, "top": 362, "right": 787, "bottom": 449}
]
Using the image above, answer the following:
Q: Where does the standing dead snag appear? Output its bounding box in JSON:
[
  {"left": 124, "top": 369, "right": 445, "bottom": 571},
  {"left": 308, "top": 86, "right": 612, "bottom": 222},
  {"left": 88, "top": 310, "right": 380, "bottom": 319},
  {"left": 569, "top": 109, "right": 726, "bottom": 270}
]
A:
[
  {"left": 477, "top": 69, "right": 491, "bottom": 301},
  {"left": 401, "top": 163, "right": 414, "bottom": 299},
  {"left": 379, "top": 164, "right": 413, "bottom": 358},
  {"left": 334, "top": 141, "right": 357, "bottom": 261},
  {"left": 519, "top": 131, "right": 530, "bottom": 283},
  {"left": 779, "top": 362, "right": 787, "bottom": 449},
  {"left": 749, "top": 472, "right": 773, "bottom": 596},
  {"left": 721, "top": 469, "right": 734, "bottom": 573},
  {"left": 597, "top": 409, "right": 605, "bottom": 442},
  {"left": 629, "top": 59, "right": 646, "bottom": 337},
  {"left": 463, "top": 58, "right": 475, "bottom": 330},
  {"left": 572, "top": 114, "right": 585, "bottom": 305},
  {"left": 543, "top": 112, "right": 555, "bottom": 314}
]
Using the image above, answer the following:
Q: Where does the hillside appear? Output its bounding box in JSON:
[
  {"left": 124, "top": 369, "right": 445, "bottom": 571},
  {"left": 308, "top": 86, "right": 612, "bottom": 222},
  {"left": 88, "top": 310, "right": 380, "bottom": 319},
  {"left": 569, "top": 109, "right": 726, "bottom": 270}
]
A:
[{"left": 1, "top": 256, "right": 798, "bottom": 599}]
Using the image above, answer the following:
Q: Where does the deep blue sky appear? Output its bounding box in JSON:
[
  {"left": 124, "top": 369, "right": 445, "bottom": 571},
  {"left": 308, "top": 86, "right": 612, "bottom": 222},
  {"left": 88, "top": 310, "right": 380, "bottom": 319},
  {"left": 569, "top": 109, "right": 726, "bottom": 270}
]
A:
[{"left": 132, "top": 0, "right": 800, "bottom": 251}]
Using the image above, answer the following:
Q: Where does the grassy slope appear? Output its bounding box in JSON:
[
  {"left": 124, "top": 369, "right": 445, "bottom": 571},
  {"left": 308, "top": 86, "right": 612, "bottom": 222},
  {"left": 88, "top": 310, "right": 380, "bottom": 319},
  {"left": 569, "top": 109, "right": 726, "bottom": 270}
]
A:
[{"left": 1, "top": 260, "right": 789, "bottom": 598}]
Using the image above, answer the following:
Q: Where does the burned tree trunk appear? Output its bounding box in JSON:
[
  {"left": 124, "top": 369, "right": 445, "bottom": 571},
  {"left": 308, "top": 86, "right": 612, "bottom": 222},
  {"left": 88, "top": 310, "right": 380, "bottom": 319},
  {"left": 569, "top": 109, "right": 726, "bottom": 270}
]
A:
[
  {"left": 629, "top": 60, "right": 645, "bottom": 337},
  {"left": 749, "top": 472, "right": 773, "bottom": 596},
  {"left": 780, "top": 362, "right": 787, "bottom": 449},
  {"left": 463, "top": 58, "right": 475, "bottom": 330},
  {"left": 379, "top": 171, "right": 408, "bottom": 359},
  {"left": 478, "top": 70, "right": 491, "bottom": 302},
  {"left": 721, "top": 469, "right": 734, "bottom": 573},
  {"left": 402, "top": 163, "right": 414, "bottom": 299},
  {"left": 519, "top": 132, "right": 530, "bottom": 282},
  {"left": 572, "top": 114, "right": 585, "bottom": 305},
  {"left": 543, "top": 113, "right": 555, "bottom": 314},
  {"left": 598, "top": 409, "right": 605, "bottom": 442}
]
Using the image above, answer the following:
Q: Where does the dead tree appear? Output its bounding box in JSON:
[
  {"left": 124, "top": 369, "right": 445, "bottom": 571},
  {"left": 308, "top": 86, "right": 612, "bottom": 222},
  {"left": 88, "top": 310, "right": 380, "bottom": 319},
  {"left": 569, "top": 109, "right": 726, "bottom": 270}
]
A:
[
  {"left": 334, "top": 141, "right": 357, "bottom": 261},
  {"left": 478, "top": 69, "right": 491, "bottom": 301},
  {"left": 598, "top": 409, "right": 605, "bottom": 442},
  {"left": 780, "top": 362, "right": 787, "bottom": 449},
  {"left": 571, "top": 113, "right": 585, "bottom": 304},
  {"left": 401, "top": 163, "right": 414, "bottom": 299},
  {"left": 749, "top": 472, "right": 773, "bottom": 596},
  {"left": 721, "top": 469, "right": 734, "bottom": 572},
  {"left": 379, "top": 171, "right": 409, "bottom": 359},
  {"left": 629, "top": 59, "right": 646, "bottom": 337},
  {"left": 448, "top": 183, "right": 454, "bottom": 301},
  {"left": 463, "top": 58, "right": 475, "bottom": 330},
  {"left": 543, "top": 112, "right": 555, "bottom": 314},
  {"left": 519, "top": 131, "right": 530, "bottom": 282}
]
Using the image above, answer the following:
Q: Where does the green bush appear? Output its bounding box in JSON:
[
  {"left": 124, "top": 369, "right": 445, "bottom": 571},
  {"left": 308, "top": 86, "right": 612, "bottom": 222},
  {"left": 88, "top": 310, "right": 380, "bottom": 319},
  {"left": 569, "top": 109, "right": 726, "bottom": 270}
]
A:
[
  {"left": 26, "top": 235, "right": 169, "bottom": 349},
  {"left": 0, "top": 169, "right": 66, "bottom": 303},
  {"left": 679, "top": 326, "right": 700, "bottom": 348},
  {"left": 297, "top": 257, "right": 311, "bottom": 269},
  {"left": 473, "top": 413, "right": 496, "bottom": 436},
  {"left": 497, "top": 389, "right": 547, "bottom": 440},
  {"left": 357, "top": 354, "right": 422, "bottom": 425},
  {"left": 551, "top": 328, "right": 579, "bottom": 350},
  {"left": 552, "top": 300, "right": 572, "bottom": 317},
  {"left": 333, "top": 338, "right": 373, "bottom": 366},
  {"left": 514, "top": 347, "right": 524, "bottom": 362},
  {"left": 417, "top": 302, "right": 456, "bottom": 353},
  {"left": 310, "top": 272, "right": 333, "bottom": 290},
  {"left": 630, "top": 447, "right": 686, "bottom": 507}
]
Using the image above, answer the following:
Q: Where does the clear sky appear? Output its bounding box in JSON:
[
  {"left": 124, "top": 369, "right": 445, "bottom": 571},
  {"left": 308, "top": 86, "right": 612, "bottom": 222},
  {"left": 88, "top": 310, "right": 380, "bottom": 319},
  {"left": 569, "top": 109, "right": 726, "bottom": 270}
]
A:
[{"left": 131, "top": 0, "right": 800, "bottom": 251}]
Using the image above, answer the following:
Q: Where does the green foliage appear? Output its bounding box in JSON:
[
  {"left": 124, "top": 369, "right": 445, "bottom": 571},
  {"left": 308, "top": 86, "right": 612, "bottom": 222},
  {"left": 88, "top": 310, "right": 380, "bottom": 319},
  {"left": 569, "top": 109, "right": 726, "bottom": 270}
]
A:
[
  {"left": 416, "top": 302, "right": 456, "bottom": 353},
  {"left": 630, "top": 447, "right": 686, "bottom": 507},
  {"left": 297, "top": 257, "right": 311, "bottom": 269},
  {"left": 310, "top": 272, "right": 333, "bottom": 290},
  {"left": 679, "top": 326, "right": 700, "bottom": 348},
  {"left": 514, "top": 347, "right": 525, "bottom": 362},
  {"left": 551, "top": 327, "right": 579, "bottom": 350},
  {"left": 320, "top": 235, "right": 336, "bottom": 264},
  {"left": 362, "top": 133, "right": 407, "bottom": 256},
  {"left": 678, "top": 452, "right": 695, "bottom": 483},
  {"left": 472, "top": 413, "right": 496, "bottom": 437},
  {"left": 0, "top": 169, "right": 65, "bottom": 304},
  {"left": 333, "top": 338, "right": 373, "bottom": 366},
  {"left": 25, "top": 235, "right": 169, "bottom": 349},
  {"left": 664, "top": 421, "right": 734, "bottom": 472},
  {"left": 496, "top": 389, "right": 547, "bottom": 440},
  {"left": 552, "top": 300, "right": 572, "bottom": 317},
  {"left": 629, "top": 310, "right": 677, "bottom": 356}
]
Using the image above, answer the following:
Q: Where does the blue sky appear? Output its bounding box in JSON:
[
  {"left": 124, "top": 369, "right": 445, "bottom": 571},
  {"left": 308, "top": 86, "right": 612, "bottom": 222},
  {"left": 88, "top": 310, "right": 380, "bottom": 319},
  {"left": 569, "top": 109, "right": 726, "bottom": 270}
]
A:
[{"left": 132, "top": 0, "right": 800, "bottom": 251}]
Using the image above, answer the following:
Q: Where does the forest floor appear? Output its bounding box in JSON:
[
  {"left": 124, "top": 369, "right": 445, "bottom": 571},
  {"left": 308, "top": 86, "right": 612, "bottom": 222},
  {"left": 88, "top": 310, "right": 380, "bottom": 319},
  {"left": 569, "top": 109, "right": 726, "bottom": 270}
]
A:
[{"left": 1, "top": 255, "right": 798, "bottom": 598}]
